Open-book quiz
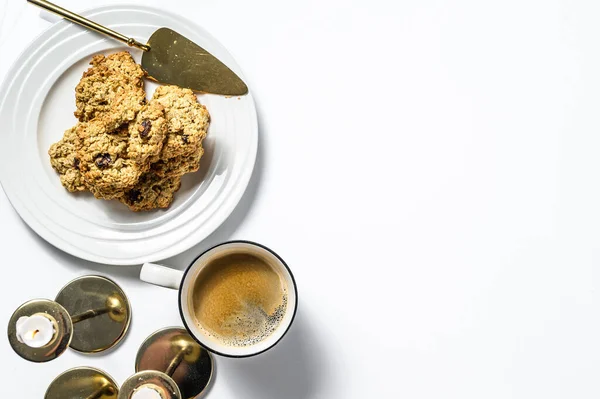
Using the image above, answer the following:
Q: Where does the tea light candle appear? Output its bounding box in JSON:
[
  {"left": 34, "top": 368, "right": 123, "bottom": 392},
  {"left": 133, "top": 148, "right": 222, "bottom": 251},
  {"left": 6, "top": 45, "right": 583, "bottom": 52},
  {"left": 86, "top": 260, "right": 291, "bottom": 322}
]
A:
[
  {"left": 131, "top": 385, "right": 164, "bottom": 399},
  {"left": 15, "top": 314, "right": 55, "bottom": 348}
]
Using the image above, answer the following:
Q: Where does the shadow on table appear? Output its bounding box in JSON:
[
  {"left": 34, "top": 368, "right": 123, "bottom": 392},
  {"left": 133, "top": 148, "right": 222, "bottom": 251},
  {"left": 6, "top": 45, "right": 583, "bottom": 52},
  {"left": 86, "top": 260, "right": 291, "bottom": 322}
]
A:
[
  {"left": 18, "top": 104, "right": 266, "bottom": 280},
  {"left": 220, "top": 311, "right": 326, "bottom": 399}
]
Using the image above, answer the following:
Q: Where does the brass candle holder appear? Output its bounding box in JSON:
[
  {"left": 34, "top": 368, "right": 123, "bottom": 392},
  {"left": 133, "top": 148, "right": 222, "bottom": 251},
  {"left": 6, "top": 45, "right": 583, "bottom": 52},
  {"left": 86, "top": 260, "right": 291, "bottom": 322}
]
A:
[
  {"left": 119, "top": 327, "right": 214, "bottom": 399},
  {"left": 7, "top": 275, "right": 131, "bottom": 362},
  {"left": 45, "top": 367, "right": 118, "bottom": 399}
]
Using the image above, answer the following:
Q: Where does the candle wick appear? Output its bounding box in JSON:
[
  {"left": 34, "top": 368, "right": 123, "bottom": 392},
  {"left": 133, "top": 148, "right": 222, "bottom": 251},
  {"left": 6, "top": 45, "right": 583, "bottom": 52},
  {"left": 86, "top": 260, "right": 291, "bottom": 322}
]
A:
[{"left": 32, "top": 329, "right": 40, "bottom": 338}]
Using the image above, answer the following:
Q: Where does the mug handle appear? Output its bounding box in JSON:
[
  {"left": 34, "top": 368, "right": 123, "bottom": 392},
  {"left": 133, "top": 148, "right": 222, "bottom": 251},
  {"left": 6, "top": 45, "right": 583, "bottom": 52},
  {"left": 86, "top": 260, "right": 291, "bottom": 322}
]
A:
[{"left": 140, "top": 263, "right": 184, "bottom": 290}]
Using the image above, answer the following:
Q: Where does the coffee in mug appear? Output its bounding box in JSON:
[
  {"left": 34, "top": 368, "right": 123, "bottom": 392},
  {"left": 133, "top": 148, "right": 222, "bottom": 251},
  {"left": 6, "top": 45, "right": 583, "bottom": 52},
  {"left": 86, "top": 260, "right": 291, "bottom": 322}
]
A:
[
  {"left": 191, "top": 252, "right": 289, "bottom": 347},
  {"left": 140, "top": 241, "right": 298, "bottom": 357}
]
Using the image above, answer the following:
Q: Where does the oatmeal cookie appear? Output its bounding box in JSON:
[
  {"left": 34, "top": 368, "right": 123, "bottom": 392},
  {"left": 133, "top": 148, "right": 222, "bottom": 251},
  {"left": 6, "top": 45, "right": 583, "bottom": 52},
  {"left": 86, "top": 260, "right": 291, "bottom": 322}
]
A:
[
  {"left": 119, "top": 172, "right": 182, "bottom": 211},
  {"left": 75, "top": 52, "right": 146, "bottom": 128},
  {"left": 151, "top": 85, "right": 210, "bottom": 159},
  {"left": 48, "top": 126, "right": 85, "bottom": 192},
  {"left": 127, "top": 100, "right": 168, "bottom": 165},
  {"left": 149, "top": 148, "right": 204, "bottom": 178},
  {"left": 77, "top": 121, "right": 144, "bottom": 199}
]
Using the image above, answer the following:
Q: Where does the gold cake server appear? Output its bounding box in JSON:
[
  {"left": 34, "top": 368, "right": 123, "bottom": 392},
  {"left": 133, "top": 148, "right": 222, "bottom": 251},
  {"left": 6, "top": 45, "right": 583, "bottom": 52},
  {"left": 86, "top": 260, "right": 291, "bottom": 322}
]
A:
[{"left": 28, "top": 0, "right": 248, "bottom": 95}]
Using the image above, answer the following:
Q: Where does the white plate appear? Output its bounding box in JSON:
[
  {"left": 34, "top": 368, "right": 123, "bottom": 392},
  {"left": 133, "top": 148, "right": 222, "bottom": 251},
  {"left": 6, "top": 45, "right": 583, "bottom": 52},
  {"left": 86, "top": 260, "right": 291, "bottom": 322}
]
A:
[{"left": 0, "top": 5, "right": 258, "bottom": 265}]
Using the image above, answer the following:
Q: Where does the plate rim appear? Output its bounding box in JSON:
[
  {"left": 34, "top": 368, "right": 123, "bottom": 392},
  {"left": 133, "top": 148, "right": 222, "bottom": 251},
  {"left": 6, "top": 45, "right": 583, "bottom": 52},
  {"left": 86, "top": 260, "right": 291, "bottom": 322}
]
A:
[{"left": 0, "top": 4, "right": 258, "bottom": 266}]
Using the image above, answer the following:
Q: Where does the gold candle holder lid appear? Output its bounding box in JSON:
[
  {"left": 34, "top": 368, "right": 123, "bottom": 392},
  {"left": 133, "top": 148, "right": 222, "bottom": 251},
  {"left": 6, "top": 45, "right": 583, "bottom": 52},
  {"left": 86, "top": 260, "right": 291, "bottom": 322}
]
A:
[
  {"left": 45, "top": 367, "right": 118, "bottom": 399},
  {"left": 7, "top": 299, "right": 72, "bottom": 363},
  {"left": 119, "top": 370, "right": 181, "bottom": 399},
  {"left": 55, "top": 275, "right": 131, "bottom": 353},
  {"left": 136, "top": 327, "right": 214, "bottom": 399}
]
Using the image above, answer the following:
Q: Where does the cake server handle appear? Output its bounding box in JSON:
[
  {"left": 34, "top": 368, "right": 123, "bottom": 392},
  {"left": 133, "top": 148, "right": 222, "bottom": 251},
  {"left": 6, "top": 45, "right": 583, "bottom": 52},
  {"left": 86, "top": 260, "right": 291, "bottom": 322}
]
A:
[{"left": 27, "top": 0, "right": 150, "bottom": 51}]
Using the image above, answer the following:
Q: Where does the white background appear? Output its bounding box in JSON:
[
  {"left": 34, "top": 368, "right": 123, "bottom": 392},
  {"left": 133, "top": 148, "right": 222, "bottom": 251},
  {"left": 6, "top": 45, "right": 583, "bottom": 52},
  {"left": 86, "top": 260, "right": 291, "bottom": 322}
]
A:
[{"left": 1, "top": 0, "right": 600, "bottom": 397}]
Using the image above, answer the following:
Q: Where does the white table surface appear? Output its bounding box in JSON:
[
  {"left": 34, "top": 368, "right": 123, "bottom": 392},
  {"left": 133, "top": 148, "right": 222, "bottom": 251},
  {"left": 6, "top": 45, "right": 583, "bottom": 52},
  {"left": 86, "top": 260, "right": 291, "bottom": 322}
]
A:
[{"left": 2, "top": 0, "right": 600, "bottom": 397}]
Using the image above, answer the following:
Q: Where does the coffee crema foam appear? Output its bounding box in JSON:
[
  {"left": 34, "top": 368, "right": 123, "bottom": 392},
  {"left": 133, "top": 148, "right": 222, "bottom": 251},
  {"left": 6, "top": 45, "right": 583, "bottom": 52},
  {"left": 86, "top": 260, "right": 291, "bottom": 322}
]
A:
[{"left": 191, "top": 253, "right": 288, "bottom": 347}]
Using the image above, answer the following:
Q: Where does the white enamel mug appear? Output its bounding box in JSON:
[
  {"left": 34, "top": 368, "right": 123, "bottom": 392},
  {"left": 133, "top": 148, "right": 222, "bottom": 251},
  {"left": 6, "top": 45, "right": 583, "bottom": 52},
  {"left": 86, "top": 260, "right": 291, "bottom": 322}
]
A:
[{"left": 140, "top": 241, "right": 298, "bottom": 358}]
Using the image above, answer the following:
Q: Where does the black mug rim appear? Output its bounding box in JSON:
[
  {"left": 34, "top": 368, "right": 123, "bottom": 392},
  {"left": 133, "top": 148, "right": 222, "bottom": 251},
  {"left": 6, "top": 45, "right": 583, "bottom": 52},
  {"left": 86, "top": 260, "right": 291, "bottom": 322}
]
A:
[{"left": 177, "top": 240, "right": 299, "bottom": 358}]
